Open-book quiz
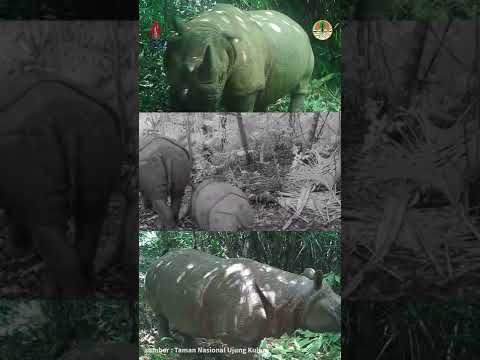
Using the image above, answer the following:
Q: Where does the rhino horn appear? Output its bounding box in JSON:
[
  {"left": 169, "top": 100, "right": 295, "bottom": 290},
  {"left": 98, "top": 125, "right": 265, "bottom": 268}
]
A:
[
  {"left": 199, "top": 45, "right": 214, "bottom": 79},
  {"left": 173, "top": 17, "right": 188, "bottom": 34}
]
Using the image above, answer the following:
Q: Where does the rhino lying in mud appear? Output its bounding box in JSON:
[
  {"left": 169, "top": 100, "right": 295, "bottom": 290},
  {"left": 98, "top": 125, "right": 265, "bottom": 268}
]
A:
[
  {"left": 165, "top": 4, "right": 314, "bottom": 112},
  {"left": 145, "top": 249, "right": 341, "bottom": 347},
  {"left": 139, "top": 136, "right": 192, "bottom": 228},
  {"left": 0, "top": 69, "right": 123, "bottom": 297},
  {"left": 191, "top": 179, "right": 255, "bottom": 230}
]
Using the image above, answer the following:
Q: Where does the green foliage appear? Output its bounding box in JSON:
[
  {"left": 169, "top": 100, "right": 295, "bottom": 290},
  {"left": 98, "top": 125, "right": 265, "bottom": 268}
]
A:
[
  {"left": 139, "top": 231, "right": 341, "bottom": 276},
  {"left": 139, "top": 0, "right": 341, "bottom": 112},
  {"left": 259, "top": 331, "right": 340, "bottom": 360}
]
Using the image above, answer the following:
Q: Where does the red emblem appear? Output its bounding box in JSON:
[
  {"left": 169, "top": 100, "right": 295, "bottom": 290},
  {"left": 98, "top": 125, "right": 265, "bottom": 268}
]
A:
[{"left": 150, "top": 21, "right": 161, "bottom": 40}]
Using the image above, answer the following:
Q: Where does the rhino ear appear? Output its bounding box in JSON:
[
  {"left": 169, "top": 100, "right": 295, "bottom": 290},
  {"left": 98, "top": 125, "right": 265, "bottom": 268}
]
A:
[
  {"left": 222, "top": 31, "right": 240, "bottom": 44},
  {"left": 302, "top": 268, "right": 316, "bottom": 280},
  {"left": 313, "top": 271, "right": 323, "bottom": 289},
  {"left": 173, "top": 17, "right": 188, "bottom": 34}
]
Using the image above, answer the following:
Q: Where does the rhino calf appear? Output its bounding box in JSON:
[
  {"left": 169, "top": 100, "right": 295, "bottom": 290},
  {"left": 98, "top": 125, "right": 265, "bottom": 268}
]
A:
[
  {"left": 165, "top": 4, "right": 314, "bottom": 112},
  {"left": 145, "top": 249, "right": 341, "bottom": 347},
  {"left": 191, "top": 180, "right": 254, "bottom": 231},
  {"left": 139, "top": 136, "right": 192, "bottom": 228}
]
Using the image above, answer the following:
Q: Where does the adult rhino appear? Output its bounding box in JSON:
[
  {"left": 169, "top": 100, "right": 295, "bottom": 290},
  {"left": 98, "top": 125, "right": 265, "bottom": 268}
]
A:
[
  {"left": 139, "top": 136, "right": 192, "bottom": 228},
  {"left": 165, "top": 4, "right": 314, "bottom": 112},
  {"left": 0, "top": 69, "right": 123, "bottom": 297},
  {"left": 145, "top": 249, "right": 341, "bottom": 347}
]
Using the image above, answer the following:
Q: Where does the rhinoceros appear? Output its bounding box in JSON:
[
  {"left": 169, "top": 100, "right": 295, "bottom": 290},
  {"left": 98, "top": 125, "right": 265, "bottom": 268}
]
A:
[
  {"left": 145, "top": 249, "right": 341, "bottom": 347},
  {"left": 0, "top": 69, "right": 123, "bottom": 297},
  {"left": 191, "top": 179, "right": 255, "bottom": 230},
  {"left": 165, "top": 4, "right": 315, "bottom": 112},
  {"left": 139, "top": 136, "right": 192, "bottom": 228}
]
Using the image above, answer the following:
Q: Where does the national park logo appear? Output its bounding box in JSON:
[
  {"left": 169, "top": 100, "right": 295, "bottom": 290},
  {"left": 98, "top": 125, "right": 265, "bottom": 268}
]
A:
[{"left": 312, "top": 20, "right": 333, "bottom": 41}]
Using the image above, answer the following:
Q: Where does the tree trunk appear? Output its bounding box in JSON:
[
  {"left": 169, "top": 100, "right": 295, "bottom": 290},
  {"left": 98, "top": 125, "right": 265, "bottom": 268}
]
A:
[
  {"left": 235, "top": 113, "right": 252, "bottom": 165},
  {"left": 307, "top": 113, "right": 321, "bottom": 148}
]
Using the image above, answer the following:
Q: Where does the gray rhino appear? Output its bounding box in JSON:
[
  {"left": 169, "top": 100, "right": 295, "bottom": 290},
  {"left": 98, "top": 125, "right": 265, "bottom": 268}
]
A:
[
  {"left": 191, "top": 179, "right": 255, "bottom": 230},
  {"left": 0, "top": 69, "right": 123, "bottom": 297},
  {"left": 165, "top": 4, "right": 314, "bottom": 112},
  {"left": 145, "top": 249, "right": 341, "bottom": 347},
  {"left": 139, "top": 136, "right": 192, "bottom": 228}
]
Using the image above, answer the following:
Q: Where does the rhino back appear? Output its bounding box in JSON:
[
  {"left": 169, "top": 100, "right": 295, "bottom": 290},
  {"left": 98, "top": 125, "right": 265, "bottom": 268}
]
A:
[
  {"left": 0, "top": 70, "right": 121, "bottom": 135},
  {"left": 139, "top": 136, "right": 189, "bottom": 162},
  {"left": 0, "top": 82, "right": 121, "bottom": 222},
  {"left": 191, "top": 181, "right": 254, "bottom": 230},
  {"left": 139, "top": 137, "right": 191, "bottom": 198},
  {"left": 248, "top": 10, "right": 314, "bottom": 103}
]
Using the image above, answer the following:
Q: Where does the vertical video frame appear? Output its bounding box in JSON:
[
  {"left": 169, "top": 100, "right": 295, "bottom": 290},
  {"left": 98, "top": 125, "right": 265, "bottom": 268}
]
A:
[{"left": 139, "top": 0, "right": 342, "bottom": 358}]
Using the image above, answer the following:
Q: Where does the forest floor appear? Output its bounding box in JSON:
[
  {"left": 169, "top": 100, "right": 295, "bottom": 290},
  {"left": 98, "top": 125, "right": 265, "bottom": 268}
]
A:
[
  {"left": 139, "top": 152, "right": 340, "bottom": 232},
  {"left": 139, "top": 192, "right": 340, "bottom": 232},
  {"left": 0, "top": 193, "right": 133, "bottom": 298}
]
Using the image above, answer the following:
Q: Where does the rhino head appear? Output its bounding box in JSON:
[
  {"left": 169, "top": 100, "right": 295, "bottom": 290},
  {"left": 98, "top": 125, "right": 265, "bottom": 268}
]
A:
[
  {"left": 165, "top": 17, "right": 238, "bottom": 111},
  {"left": 301, "top": 271, "right": 341, "bottom": 333}
]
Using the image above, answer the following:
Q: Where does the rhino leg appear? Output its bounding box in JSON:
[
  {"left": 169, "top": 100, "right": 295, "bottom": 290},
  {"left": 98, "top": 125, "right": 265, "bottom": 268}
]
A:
[
  {"left": 152, "top": 199, "right": 175, "bottom": 228},
  {"left": 224, "top": 93, "right": 257, "bottom": 112},
  {"left": 154, "top": 313, "right": 172, "bottom": 338},
  {"left": 75, "top": 191, "right": 112, "bottom": 288},
  {"left": 289, "top": 91, "right": 306, "bottom": 112},
  {"left": 170, "top": 192, "right": 184, "bottom": 223},
  {"left": 32, "top": 224, "right": 91, "bottom": 297},
  {"left": 253, "top": 101, "right": 267, "bottom": 112}
]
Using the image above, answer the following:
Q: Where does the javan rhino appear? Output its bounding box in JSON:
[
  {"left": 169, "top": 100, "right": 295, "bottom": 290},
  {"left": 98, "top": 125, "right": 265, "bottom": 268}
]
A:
[
  {"left": 0, "top": 69, "right": 123, "bottom": 297},
  {"left": 139, "top": 136, "right": 192, "bottom": 228},
  {"left": 165, "top": 4, "right": 315, "bottom": 112},
  {"left": 145, "top": 249, "right": 341, "bottom": 347},
  {"left": 191, "top": 179, "right": 254, "bottom": 230}
]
